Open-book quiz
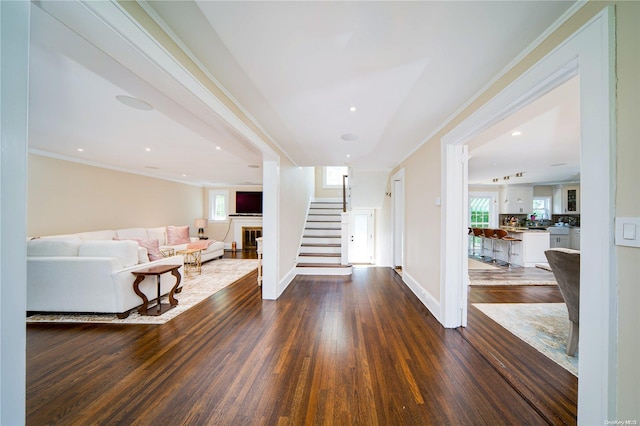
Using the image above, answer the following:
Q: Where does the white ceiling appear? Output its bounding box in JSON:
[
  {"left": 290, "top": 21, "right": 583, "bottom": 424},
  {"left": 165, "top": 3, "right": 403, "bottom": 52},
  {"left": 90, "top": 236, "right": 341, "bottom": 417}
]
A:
[
  {"left": 28, "top": 1, "right": 578, "bottom": 186},
  {"left": 468, "top": 75, "right": 581, "bottom": 186}
]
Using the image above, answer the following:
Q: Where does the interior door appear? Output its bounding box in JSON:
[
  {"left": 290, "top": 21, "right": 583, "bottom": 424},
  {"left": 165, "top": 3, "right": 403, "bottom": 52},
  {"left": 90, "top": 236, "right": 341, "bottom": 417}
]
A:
[{"left": 349, "top": 209, "right": 373, "bottom": 264}]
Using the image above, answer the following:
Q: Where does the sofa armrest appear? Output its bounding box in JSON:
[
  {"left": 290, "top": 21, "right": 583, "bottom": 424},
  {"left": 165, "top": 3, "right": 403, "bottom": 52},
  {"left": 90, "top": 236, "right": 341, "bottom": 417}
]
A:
[{"left": 27, "top": 256, "right": 124, "bottom": 312}]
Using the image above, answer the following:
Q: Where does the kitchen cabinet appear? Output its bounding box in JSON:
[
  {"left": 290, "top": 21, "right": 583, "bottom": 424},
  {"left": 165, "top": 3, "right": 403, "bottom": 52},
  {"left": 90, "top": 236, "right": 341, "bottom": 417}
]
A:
[
  {"left": 553, "top": 185, "right": 580, "bottom": 214},
  {"left": 500, "top": 185, "right": 533, "bottom": 214},
  {"left": 570, "top": 228, "right": 581, "bottom": 250},
  {"left": 550, "top": 234, "right": 571, "bottom": 249}
]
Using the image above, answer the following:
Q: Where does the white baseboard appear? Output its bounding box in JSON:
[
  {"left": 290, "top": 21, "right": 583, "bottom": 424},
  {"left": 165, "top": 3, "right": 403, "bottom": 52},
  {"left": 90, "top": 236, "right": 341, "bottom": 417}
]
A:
[
  {"left": 278, "top": 266, "right": 297, "bottom": 297},
  {"left": 402, "top": 271, "right": 442, "bottom": 325}
]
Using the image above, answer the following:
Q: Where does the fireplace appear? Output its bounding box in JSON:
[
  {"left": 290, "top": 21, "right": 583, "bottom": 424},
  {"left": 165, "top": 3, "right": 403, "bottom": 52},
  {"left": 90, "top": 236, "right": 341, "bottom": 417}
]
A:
[{"left": 242, "top": 227, "right": 262, "bottom": 250}]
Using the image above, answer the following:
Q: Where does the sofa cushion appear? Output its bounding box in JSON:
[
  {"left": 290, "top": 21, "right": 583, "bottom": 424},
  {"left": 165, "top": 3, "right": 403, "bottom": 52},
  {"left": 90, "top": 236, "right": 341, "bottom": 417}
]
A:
[
  {"left": 146, "top": 227, "right": 167, "bottom": 245},
  {"left": 116, "top": 228, "right": 148, "bottom": 241},
  {"left": 27, "top": 238, "right": 83, "bottom": 257},
  {"left": 78, "top": 240, "right": 139, "bottom": 268},
  {"left": 166, "top": 226, "right": 190, "bottom": 245}
]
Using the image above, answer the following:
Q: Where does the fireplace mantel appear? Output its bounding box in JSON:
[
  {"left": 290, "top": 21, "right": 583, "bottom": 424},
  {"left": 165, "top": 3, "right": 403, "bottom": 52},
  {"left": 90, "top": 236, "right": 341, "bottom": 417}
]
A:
[{"left": 232, "top": 217, "right": 262, "bottom": 249}]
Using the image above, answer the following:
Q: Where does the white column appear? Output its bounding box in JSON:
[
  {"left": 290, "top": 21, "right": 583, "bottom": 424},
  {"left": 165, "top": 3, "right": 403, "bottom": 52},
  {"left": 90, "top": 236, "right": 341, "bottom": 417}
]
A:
[{"left": 1, "top": 1, "right": 29, "bottom": 423}]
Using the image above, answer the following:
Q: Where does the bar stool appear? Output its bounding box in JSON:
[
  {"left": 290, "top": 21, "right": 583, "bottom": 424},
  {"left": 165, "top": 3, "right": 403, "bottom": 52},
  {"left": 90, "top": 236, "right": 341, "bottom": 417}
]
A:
[
  {"left": 491, "top": 229, "right": 508, "bottom": 264},
  {"left": 471, "top": 228, "right": 483, "bottom": 257},
  {"left": 501, "top": 233, "right": 522, "bottom": 269},
  {"left": 482, "top": 229, "right": 495, "bottom": 261}
]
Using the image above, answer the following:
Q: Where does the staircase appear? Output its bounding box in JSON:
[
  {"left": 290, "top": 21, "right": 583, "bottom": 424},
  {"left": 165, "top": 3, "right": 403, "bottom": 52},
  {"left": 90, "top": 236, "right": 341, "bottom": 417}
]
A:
[{"left": 296, "top": 200, "right": 352, "bottom": 275}]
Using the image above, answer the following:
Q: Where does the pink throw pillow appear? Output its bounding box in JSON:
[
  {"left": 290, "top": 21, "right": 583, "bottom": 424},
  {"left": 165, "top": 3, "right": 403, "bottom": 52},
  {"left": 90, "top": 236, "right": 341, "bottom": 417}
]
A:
[
  {"left": 140, "top": 239, "right": 162, "bottom": 261},
  {"left": 166, "top": 225, "right": 190, "bottom": 245}
]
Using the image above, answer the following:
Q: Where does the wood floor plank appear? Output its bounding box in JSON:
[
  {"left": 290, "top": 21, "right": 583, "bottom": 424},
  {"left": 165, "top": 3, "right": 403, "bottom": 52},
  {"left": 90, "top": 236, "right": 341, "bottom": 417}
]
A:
[{"left": 27, "top": 259, "right": 564, "bottom": 425}]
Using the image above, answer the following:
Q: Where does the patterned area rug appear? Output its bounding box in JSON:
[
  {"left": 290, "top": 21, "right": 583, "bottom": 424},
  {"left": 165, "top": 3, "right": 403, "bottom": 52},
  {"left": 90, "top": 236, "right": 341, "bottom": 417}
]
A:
[
  {"left": 26, "top": 259, "right": 258, "bottom": 325},
  {"left": 473, "top": 303, "right": 578, "bottom": 376}
]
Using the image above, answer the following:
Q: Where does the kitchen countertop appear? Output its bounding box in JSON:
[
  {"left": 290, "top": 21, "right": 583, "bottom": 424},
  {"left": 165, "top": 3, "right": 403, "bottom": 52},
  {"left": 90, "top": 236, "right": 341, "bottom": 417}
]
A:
[{"left": 500, "top": 226, "right": 549, "bottom": 233}]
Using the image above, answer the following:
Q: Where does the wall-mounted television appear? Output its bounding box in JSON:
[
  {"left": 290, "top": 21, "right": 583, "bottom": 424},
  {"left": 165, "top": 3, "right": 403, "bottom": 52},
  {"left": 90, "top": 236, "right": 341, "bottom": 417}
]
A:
[{"left": 235, "top": 191, "right": 263, "bottom": 215}]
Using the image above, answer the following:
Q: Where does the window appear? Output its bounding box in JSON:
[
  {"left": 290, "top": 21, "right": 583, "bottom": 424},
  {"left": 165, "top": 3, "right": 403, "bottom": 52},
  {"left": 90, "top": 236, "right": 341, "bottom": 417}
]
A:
[
  {"left": 469, "top": 197, "right": 491, "bottom": 228},
  {"left": 532, "top": 196, "right": 551, "bottom": 219},
  {"left": 208, "top": 189, "right": 229, "bottom": 221},
  {"left": 323, "top": 166, "right": 348, "bottom": 188}
]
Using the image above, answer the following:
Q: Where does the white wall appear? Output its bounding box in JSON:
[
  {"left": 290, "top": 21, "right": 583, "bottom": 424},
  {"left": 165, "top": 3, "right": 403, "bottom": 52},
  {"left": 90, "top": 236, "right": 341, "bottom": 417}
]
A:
[{"left": 277, "top": 163, "right": 314, "bottom": 295}]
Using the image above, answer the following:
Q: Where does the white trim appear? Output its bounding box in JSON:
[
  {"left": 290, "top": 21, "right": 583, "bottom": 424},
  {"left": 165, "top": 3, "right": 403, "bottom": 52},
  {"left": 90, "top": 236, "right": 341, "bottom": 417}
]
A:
[
  {"left": 391, "top": 168, "right": 405, "bottom": 269},
  {"left": 402, "top": 272, "right": 441, "bottom": 324},
  {"left": 440, "top": 144, "right": 467, "bottom": 327},
  {"left": 441, "top": 7, "right": 616, "bottom": 422},
  {"left": 261, "top": 160, "right": 279, "bottom": 300},
  {"left": 278, "top": 267, "right": 297, "bottom": 298}
]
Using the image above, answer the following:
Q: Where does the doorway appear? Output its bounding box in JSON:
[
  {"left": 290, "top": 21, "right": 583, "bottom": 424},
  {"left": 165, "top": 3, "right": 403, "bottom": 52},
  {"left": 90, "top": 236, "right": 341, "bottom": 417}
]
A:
[
  {"left": 441, "top": 8, "right": 615, "bottom": 421},
  {"left": 349, "top": 209, "right": 374, "bottom": 264}
]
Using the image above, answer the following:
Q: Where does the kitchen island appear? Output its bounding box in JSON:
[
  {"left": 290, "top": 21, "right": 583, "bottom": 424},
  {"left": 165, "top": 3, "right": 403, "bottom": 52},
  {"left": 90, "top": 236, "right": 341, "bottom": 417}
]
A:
[{"left": 480, "top": 227, "right": 550, "bottom": 267}]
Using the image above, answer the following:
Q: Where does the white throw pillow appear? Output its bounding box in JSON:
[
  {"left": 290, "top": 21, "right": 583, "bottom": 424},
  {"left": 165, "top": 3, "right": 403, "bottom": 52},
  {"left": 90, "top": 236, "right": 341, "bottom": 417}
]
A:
[
  {"left": 146, "top": 227, "right": 167, "bottom": 246},
  {"left": 78, "top": 240, "right": 139, "bottom": 268},
  {"left": 27, "top": 238, "right": 83, "bottom": 257}
]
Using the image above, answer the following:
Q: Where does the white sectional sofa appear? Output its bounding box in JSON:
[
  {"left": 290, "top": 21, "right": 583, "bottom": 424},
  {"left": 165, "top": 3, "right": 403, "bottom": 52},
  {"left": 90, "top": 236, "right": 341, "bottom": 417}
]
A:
[
  {"left": 27, "top": 226, "right": 225, "bottom": 317},
  {"left": 37, "top": 226, "right": 224, "bottom": 263}
]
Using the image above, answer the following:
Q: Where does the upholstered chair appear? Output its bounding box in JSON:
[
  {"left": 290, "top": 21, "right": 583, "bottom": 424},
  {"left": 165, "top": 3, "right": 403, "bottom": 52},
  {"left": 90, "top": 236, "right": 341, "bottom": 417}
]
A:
[{"left": 544, "top": 248, "right": 580, "bottom": 356}]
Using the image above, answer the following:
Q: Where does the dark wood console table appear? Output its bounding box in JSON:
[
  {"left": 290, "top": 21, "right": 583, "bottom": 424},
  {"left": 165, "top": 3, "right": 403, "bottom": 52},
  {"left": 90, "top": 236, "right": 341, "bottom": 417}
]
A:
[{"left": 131, "top": 264, "right": 182, "bottom": 316}]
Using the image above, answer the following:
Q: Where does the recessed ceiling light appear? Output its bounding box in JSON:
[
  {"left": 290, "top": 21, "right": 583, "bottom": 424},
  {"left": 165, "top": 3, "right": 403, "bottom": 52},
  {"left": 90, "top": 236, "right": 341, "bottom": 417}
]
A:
[
  {"left": 145, "top": 148, "right": 151, "bottom": 152},
  {"left": 511, "top": 131, "right": 522, "bottom": 136},
  {"left": 341, "top": 133, "right": 359, "bottom": 141},
  {"left": 182, "top": 174, "right": 187, "bottom": 177},
  {"left": 346, "top": 154, "right": 351, "bottom": 158},
  {"left": 349, "top": 106, "right": 357, "bottom": 112},
  {"left": 216, "top": 146, "right": 221, "bottom": 150},
  {"left": 77, "top": 148, "right": 84, "bottom": 152},
  {"left": 115, "top": 95, "right": 153, "bottom": 111}
]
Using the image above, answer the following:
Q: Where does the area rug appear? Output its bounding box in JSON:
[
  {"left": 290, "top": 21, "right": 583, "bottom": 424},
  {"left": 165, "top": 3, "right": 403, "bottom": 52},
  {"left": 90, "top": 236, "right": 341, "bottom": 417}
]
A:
[
  {"left": 468, "top": 258, "right": 499, "bottom": 270},
  {"left": 472, "top": 303, "right": 578, "bottom": 376},
  {"left": 469, "top": 278, "right": 557, "bottom": 285},
  {"left": 26, "top": 259, "right": 258, "bottom": 325},
  {"left": 535, "top": 262, "right": 552, "bottom": 271}
]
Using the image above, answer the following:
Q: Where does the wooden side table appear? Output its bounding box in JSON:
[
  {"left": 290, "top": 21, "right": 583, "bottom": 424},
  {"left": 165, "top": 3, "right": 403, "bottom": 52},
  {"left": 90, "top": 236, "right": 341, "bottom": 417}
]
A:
[
  {"left": 176, "top": 249, "right": 202, "bottom": 276},
  {"left": 131, "top": 264, "right": 182, "bottom": 316}
]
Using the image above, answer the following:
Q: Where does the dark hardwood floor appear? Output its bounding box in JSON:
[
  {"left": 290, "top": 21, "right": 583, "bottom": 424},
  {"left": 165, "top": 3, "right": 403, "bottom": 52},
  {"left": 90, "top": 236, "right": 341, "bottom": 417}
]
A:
[{"left": 26, "top": 252, "right": 575, "bottom": 425}]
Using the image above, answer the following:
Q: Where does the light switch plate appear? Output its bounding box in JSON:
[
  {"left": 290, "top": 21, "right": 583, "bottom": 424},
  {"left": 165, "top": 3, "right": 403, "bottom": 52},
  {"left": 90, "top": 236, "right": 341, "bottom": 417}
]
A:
[{"left": 615, "top": 217, "right": 640, "bottom": 248}]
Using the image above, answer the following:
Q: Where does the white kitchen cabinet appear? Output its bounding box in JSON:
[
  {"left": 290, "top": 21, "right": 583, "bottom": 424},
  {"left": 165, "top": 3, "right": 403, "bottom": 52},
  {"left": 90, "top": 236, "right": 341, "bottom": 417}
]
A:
[
  {"left": 570, "top": 228, "right": 581, "bottom": 250},
  {"left": 500, "top": 185, "right": 534, "bottom": 214},
  {"left": 550, "top": 234, "right": 571, "bottom": 249},
  {"left": 553, "top": 185, "right": 580, "bottom": 214}
]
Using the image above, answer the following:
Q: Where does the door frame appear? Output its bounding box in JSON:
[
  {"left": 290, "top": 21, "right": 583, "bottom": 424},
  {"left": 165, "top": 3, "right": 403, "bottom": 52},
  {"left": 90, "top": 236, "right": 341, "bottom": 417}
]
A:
[
  {"left": 391, "top": 169, "right": 405, "bottom": 269},
  {"left": 441, "top": 8, "right": 616, "bottom": 421}
]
